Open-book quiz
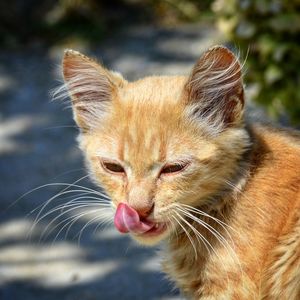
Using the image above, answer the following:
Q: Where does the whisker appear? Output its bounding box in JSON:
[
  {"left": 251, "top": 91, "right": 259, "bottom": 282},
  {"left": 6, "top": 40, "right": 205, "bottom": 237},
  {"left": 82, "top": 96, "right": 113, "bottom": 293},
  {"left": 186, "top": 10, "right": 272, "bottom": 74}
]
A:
[
  {"left": 177, "top": 207, "right": 239, "bottom": 265},
  {"left": 29, "top": 190, "right": 110, "bottom": 238},
  {"left": 171, "top": 214, "right": 198, "bottom": 259},
  {"left": 178, "top": 204, "right": 240, "bottom": 252},
  {"left": 31, "top": 184, "right": 110, "bottom": 225},
  {"left": 175, "top": 204, "right": 246, "bottom": 287},
  {"left": 2, "top": 174, "right": 85, "bottom": 214},
  {"left": 165, "top": 214, "right": 179, "bottom": 244},
  {"left": 180, "top": 203, "right": 239, "bottom": 235},
  {"left": 174, "top": 210, "right": 211, "bottom": 255},
  {"left": 33, "top": 197, "right": 110, "bottom": 230},
  {"left": 77, "top": 214, "right": 106, "bottom": 245},
  {"left": 51, "top": 207, "right": 111, "bottom": 245},
  {"left": 174, "top": 209, "right": 232, "bottom": 290},
  {"left": 38, "top": 204, "right": 107, "bottom": 242},
  {"left": 59, "top": 195, "right": 110, "bottom": 212},
  {"left": 92, "top": 213, "right": 114, "bottom": 235},
  {"left": 176, "top": 206, "right": 231, "bottom": 248},
  {"left": 65, "top": 207, "right": 112, "bottom": 242}
]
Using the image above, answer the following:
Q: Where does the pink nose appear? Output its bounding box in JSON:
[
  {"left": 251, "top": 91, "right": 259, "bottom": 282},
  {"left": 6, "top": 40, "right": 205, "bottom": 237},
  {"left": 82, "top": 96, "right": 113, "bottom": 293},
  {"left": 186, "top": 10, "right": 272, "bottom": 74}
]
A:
[{"left": 114, "top": 203, "right": 154, "bottom": 234}]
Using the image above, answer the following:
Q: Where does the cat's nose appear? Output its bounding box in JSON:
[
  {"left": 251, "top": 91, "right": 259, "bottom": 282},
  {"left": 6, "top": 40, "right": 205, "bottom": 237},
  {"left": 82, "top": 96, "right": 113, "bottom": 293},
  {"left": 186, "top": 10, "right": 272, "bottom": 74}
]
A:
[{"left": 131, "top": 202, "right": 154, "bottom": 219}]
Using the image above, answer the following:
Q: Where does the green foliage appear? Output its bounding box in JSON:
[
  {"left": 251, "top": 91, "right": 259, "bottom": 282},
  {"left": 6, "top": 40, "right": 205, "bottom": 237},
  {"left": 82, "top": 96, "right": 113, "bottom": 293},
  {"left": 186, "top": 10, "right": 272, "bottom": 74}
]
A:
[
  {"left": 213, "top": 0, "right": 300, "bottom": 124},
  {"left": 145, "top": 0, "right": 213, "bottom": 23},
  {"left": 0, "top": 0, "right": 213, "bottom": 47},
  {"left": 0, "top": 0, "right": 152, "bottom": 47}
]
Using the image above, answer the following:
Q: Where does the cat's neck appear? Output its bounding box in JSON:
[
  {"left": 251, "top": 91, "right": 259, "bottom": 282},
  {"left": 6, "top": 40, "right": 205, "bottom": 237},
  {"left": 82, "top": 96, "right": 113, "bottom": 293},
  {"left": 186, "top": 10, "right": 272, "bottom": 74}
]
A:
[{"left": 198, "top": 125, "right": 255, "bottom": 213}]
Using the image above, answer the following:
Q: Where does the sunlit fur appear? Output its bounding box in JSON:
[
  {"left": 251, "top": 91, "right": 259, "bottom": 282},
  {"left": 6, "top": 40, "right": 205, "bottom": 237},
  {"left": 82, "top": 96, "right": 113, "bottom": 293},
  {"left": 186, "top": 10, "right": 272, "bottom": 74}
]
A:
[{"left": 61, "top": 46, "right": 300, "bottom": 299}]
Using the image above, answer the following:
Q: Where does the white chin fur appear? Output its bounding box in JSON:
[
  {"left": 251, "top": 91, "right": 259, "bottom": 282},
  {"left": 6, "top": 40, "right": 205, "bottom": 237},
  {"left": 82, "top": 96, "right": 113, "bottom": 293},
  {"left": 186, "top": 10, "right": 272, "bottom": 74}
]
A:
[{"left": 131, "top": 230, "right": 170, "bottom": 246}]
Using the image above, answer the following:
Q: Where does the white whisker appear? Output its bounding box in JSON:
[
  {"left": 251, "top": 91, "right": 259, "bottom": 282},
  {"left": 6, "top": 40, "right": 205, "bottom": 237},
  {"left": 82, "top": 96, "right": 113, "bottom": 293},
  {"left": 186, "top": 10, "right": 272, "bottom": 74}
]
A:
[
  {"left": 171, "top": 214, "right": 198, "bottom": 259},
  {"left": 51, "top": 207, "right": 111, "bottom": 245}
]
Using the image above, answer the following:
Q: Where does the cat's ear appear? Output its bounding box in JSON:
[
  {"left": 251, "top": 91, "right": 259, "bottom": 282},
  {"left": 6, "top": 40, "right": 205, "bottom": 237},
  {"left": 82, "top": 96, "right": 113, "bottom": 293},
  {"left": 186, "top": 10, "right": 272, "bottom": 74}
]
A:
[
  {"left": 62, "top": 49, "right": 126, "bottom": 131},
  {"left": 184, "top": 46, "right": 244, "bottom": 131}
]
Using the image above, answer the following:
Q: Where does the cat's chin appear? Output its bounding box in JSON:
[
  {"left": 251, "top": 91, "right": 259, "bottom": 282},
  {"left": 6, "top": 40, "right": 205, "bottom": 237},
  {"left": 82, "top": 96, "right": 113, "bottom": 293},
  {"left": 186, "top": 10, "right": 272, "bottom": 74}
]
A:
[{"left": 130, "top": 223, "right": 170, "bottom": 246}]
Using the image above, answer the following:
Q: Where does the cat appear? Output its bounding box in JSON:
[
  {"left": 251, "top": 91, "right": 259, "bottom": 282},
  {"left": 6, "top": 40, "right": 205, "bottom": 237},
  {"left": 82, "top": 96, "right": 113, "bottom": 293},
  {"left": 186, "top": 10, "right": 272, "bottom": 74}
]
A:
[{"left": 59, "top": 46, "right": 300, "bottom": 299}]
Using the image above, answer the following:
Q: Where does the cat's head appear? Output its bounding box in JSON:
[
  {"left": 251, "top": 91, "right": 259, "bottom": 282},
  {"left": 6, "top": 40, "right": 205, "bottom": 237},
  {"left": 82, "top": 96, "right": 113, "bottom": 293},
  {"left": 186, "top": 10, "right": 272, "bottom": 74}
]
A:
[{"left": 61, "top": 46, "right": 250, "bottom": 245}]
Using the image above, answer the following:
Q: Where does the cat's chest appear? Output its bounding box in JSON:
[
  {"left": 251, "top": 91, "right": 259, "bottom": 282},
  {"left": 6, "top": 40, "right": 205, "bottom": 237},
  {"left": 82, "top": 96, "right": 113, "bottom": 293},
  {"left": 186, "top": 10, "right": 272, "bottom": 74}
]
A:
[
  {"left": 161, "top": 223, "right": 257, "bottom": 298},
  {"left": 161, "top": 234, "right": 215, "bottom": 296}
]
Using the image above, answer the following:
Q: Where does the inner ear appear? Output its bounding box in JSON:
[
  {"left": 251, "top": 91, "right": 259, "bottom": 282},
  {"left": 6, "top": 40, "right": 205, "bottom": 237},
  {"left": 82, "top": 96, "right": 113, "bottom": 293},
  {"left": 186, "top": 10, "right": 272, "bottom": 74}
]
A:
[
  {"left": 185, "top": 46, "right": 244, "bottom": 129},
  {"left": 62, "top": 49, "right": 126, "bottom": 131}
]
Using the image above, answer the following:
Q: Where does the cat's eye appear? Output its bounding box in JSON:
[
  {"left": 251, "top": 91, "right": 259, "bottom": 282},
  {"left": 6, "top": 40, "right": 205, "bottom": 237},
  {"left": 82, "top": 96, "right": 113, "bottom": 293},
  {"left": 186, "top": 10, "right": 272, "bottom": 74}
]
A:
[
  {"left": 101, "top": 161, "right": 125, "bottom": 174},
  {"left": 160, "top": 163, "right": 187, "bottom": 175}
]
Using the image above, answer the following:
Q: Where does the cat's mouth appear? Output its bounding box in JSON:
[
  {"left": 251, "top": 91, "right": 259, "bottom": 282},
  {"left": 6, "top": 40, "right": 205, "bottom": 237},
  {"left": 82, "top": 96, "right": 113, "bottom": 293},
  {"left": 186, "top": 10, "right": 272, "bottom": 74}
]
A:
[
  {"left": 114, "top": 203, "right": 167, "bottom": 237},
  {"left": 136, "top": 222, "right": 167, "bottom": 237}
]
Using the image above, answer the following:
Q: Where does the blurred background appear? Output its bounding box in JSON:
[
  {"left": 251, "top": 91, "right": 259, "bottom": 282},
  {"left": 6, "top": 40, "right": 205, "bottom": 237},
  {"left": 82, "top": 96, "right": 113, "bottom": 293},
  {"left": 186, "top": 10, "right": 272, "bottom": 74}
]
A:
[{"left": 0, "top": 1, "right": 299, "bottom": 300}]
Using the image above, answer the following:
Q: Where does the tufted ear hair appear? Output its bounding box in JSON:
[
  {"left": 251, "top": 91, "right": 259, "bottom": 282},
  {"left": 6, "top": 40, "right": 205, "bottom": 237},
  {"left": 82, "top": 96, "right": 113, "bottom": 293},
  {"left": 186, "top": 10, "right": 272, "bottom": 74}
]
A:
[
  {"left": 184, "top": 46, "right": 244, "bottom": 133},
  {"left": 61, "top": 49, "right": 126, "bottom": 131}
]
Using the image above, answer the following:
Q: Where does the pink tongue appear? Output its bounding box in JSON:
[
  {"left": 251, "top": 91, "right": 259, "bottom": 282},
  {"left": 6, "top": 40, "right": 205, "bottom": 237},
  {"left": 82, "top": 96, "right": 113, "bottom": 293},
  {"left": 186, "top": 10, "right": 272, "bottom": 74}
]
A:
[{"left": 114, "top": 203, "right": 154, "bottom": 234}]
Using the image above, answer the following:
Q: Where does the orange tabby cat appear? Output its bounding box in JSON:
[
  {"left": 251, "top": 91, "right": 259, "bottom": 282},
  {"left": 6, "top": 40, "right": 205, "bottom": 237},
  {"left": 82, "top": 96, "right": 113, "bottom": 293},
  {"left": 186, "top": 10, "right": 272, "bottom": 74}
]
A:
[{"left": 60, "top": 46, "right": 300, "bottom": 299}]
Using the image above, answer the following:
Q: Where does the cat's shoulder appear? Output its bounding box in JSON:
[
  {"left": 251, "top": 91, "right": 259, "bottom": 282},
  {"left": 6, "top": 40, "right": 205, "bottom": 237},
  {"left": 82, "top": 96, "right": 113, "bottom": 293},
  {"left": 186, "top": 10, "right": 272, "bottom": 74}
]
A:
[
  {"left": 249, "top": 123, "right": 300, "bottom": 150},
  {"left": 246, "top": 123, "right": 300, "bottom": 193}
]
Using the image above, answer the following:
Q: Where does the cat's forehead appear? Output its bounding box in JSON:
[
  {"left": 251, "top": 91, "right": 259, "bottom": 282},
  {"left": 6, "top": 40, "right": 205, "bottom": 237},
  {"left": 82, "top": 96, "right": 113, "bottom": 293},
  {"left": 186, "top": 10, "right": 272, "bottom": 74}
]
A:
[
  {"left": 119, "top": 76, "right": 186, "bottom": 104},
  {"left": 113, "top": 75, "right": 188, "bottom": 137},
  {"left": 93, "top": 76, "right": 196, "bottom": 168}
]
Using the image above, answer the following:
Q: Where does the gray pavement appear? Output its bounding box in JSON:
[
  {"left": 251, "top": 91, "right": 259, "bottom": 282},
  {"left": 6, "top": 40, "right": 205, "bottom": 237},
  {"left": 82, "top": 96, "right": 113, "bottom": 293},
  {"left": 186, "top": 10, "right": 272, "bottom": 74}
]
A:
[{"left": 0, "top": 24, "right": 222, "bottom": 300}]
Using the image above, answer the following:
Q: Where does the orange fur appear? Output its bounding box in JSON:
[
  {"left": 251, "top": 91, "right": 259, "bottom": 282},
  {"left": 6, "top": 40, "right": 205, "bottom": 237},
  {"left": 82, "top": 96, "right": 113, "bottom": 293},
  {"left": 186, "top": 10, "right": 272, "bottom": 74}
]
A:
[{"left": 61, "top": 46, "right": 300, "bottom": 299}]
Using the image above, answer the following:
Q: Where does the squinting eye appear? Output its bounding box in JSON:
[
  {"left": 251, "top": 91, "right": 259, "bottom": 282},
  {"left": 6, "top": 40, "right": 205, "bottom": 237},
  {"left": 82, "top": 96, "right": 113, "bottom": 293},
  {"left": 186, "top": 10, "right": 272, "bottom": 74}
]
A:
[
  {"left": 102, "top": 161, "right": 125, "bottom": 174},
  {"left": 160, "top": 163, "right": 186, "bottom": 175}
]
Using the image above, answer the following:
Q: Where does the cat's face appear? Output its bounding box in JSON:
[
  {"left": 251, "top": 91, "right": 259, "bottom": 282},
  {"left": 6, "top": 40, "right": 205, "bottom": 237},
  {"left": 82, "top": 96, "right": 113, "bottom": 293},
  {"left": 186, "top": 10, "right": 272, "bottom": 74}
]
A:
[{"left": 61, "top": 47, "right": 249, "bottom": 245}]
